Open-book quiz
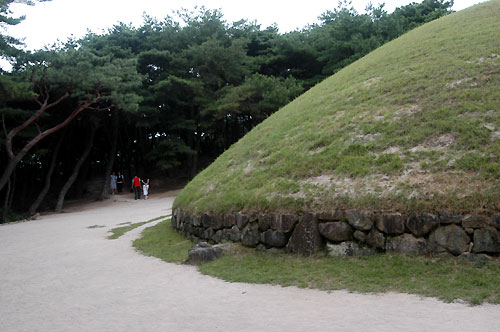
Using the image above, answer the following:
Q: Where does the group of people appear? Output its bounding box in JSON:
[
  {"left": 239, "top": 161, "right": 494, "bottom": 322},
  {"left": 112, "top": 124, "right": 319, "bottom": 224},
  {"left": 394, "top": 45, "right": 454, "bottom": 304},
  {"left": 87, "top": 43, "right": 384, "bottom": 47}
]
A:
[
  {"left": 109, "top": 172, "right": 125, "bottom": 194},
  {"left": 131, "top": 175, "right": 149, "bottom": 200},
  {"left": 110, "top": 172, "right": 150, "bottom": 200}
]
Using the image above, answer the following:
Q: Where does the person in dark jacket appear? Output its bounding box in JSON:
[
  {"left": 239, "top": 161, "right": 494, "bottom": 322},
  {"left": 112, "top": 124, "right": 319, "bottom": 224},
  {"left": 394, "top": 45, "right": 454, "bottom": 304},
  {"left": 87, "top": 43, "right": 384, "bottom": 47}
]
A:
[{"left": 116, "top": 172, "right": 124, "bottom": 193}]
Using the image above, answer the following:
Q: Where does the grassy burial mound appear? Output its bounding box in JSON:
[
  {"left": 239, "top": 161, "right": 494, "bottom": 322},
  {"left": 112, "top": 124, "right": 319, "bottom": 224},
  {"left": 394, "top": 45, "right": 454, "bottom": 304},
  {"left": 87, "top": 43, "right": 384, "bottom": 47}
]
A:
[{"left": 174, "top": 0, "right": 500, "bottom": 216}]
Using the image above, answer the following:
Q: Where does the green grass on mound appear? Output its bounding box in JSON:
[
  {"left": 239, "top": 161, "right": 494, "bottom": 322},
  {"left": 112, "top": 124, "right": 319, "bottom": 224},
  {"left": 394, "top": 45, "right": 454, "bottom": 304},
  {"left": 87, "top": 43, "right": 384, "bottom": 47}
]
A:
[
  {"left": 174, "top": 0, "right": 500, "bottom": 215},
  {"left": 135, "top": 220, "right": 500, "bottom": 305}
]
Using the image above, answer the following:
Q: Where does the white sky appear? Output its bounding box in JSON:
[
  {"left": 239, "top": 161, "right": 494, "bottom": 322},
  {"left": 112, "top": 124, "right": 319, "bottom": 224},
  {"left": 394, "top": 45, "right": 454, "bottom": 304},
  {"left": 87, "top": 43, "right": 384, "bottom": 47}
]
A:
[{"left": 6, "top": 0, "right": 488, "bottom": 51}]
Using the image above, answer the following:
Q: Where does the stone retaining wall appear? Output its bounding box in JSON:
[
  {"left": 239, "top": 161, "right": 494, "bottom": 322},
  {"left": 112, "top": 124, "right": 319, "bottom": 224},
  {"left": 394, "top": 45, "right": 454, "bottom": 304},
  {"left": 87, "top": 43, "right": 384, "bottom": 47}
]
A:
[{"left": 171, "top": 209, "right": 500, "bottom": 257}]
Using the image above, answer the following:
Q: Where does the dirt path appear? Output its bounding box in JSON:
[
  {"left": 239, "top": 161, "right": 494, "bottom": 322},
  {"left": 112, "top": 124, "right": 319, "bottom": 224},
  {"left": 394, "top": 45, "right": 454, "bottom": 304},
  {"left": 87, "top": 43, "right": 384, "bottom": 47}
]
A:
[{"left": 1, "top": 192, "right": 499, "bottom": 332}]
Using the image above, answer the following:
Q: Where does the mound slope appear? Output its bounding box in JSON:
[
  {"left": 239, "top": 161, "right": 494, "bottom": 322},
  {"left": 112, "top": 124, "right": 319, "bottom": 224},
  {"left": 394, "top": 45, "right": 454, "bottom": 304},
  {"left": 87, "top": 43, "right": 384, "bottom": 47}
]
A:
[{"left": 174, "top": 0, "right": 500, "bottom": 215}]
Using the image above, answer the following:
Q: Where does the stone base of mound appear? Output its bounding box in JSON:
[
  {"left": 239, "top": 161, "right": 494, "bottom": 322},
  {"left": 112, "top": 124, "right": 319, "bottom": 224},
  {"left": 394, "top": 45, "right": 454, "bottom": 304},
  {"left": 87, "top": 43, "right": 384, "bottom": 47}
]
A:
[{"left": 171, "top": 209, "right": 500, "bottom": 257}]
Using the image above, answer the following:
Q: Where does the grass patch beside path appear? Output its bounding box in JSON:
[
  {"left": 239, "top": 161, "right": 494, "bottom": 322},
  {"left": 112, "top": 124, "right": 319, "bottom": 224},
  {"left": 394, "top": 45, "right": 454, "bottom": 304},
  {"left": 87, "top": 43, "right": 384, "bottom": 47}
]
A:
[
  {"left": 135, "top": 219, "right": 500, "bottom": 305},
  {"left": 133, "top": 219, "right": 192, "bottom": 262},
  {"left": 108, "top": 215, "right": 169, "bottom": 239},
  {"left": 200, "top": 246, "right": 500, "bottom": 305}
]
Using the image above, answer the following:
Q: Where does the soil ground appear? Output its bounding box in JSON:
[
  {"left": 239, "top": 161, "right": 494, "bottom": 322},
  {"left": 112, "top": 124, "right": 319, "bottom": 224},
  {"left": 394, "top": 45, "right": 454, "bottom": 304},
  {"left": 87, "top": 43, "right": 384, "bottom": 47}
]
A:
[{"left": 1, "top": 191, "right": 499, "bottom": 332}]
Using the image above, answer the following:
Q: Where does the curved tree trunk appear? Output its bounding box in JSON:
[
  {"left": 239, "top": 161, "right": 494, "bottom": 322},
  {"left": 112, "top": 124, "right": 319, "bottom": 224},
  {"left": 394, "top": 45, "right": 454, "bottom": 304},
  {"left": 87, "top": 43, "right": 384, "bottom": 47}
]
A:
[
  {"left": 74, "top": 155, "right": 91, "bottom": 199},
  {"left": 0, "top": 95, "right": 100, "bottom": 193},
  {"left": 1, "top": 170, "right": 16, "bottom": 222},
  {"left": 99, "top": 108, "right": 119, "bottom": 201},
  {"left": 8, "top": 171, "right": 16, "bottom": 214},
  {"left": 55, "top": 124, "right": 97, "bottom": 212},
  {"left": 28, "top": 131, "right": 66, "bottom": 216},
  {"left": 2, "top": 177, "right": 11, "bottom": 222}
]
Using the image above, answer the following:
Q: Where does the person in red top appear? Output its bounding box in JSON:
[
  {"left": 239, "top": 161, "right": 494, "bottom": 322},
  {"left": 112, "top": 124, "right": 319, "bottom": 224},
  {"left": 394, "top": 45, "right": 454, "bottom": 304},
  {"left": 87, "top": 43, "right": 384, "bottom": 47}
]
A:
[{"left": 131, "top": 175, "right": 141, "bottom": 200}]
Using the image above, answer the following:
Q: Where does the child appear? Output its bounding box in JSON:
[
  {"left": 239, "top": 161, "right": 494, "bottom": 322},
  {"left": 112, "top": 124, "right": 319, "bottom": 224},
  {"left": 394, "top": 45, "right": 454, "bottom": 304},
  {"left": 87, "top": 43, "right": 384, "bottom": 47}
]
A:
[{"left": 142, "top": 178, "right": 150, "bottom": 200}]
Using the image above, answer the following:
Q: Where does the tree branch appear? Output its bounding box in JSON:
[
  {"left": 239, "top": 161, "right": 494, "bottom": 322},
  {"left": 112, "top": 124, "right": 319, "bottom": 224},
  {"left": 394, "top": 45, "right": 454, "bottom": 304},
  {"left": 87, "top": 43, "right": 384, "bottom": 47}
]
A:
[
  {"left": 6, "top": 90, "right": 69, "bottom": 158},
  {"left": 31, "top": 94, "right": 101, "bottom": 143},
  {"left": 34, "top": 122, "right": 41, "bottom": 135},
  {"left": 88, "top": 106, "right": 111, "bottom": 111},
  {"left": 2, "top": 113, "right": 7, "bottom": 138},
  {"left": 0, "top": 92, "right": 102, "bottom": 192}
]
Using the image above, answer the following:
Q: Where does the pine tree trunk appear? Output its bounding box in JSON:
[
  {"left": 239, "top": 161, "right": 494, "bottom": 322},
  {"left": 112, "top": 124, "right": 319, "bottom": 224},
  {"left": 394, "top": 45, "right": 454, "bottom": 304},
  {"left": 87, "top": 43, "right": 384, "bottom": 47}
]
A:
[
  {"left": 29, "top": 132, "right": 65, "bottom": 216},
  {"left": 8, "top": 171, "right": 16, "bottom": 213},
  {"left": 74, "top": 155, "right": 90, "bottom": 199},
  {"left": 2, "top": 177, "right": 11, "bottom": 222},
  {"left": 55, "top": 124, "right": 97, "bottom": 212},
  {"left": 99, "top": 109, "right": 119, "bottom": 201}
]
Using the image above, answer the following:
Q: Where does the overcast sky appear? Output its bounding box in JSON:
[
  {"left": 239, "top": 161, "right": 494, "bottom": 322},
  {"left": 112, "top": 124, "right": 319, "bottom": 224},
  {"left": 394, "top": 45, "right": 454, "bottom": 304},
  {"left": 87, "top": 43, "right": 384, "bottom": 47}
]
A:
[{"left": 6, "top": 0, "right": 487, "bottom": 51}]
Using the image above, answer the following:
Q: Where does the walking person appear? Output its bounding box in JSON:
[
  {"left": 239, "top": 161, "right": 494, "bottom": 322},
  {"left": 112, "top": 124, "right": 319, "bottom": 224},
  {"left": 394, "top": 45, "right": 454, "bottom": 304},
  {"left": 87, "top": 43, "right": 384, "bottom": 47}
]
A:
[
  {"left": 116, "top": 172, "right": 124, "bottom": 193},
  {"left": 110, "top": 172, "right": 117, "bottom": 195},
  {"left": 131, "top": 175, "right": 141, "bottom": 200},
  {"left": 142, "top": 177, "right": 150, "bottom": 200}
]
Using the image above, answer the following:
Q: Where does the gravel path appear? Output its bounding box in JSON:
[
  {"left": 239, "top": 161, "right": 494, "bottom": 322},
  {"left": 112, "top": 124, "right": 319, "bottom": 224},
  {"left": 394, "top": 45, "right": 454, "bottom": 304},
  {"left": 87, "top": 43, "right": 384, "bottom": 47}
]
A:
[{"left": 1, "top": 192, "right": 499, "bottom": 332}]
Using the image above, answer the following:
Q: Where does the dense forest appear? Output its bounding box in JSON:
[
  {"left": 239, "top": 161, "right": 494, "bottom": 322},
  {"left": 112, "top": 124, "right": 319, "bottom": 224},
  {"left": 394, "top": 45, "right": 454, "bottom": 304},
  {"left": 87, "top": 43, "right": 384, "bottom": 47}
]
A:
[{"left": 0, "top": 0, "right": 453, "bottom": 221}]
